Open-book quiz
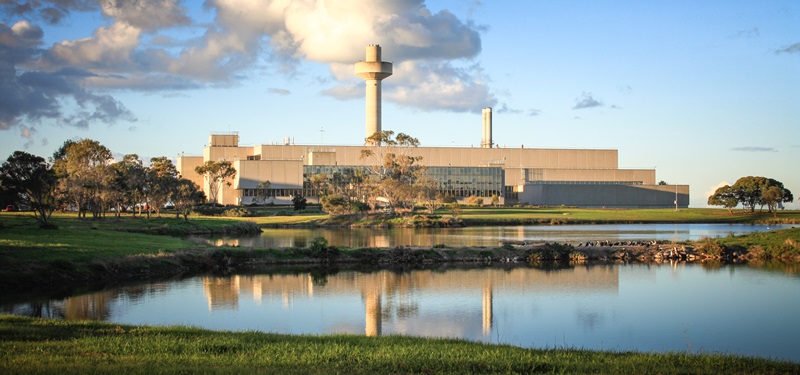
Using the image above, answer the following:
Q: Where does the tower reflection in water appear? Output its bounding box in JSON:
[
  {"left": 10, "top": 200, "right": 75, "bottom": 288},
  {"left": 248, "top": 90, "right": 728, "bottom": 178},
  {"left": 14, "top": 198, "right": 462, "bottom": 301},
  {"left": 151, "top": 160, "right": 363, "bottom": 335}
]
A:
[{"left": 198, "top": 267, "right": 618, "bottom": 338}]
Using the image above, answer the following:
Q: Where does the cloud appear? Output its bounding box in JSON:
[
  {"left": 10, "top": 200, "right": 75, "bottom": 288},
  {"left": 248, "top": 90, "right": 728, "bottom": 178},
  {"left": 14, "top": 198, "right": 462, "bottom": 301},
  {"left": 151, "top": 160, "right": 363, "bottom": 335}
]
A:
[
  {"left": 731, "top": 27, "right": 759, "bottom": 39},
  {"left": 268, "top": 88, "right": 291, "bottom": 95},
  {"left": 572, "top": 92, "right": 603, "bottom": 110},
  {"left": 2, "top": 0, "right": 493, "bottom": 139},
  {"left": 493, "top": 103, "right": 521, "bottom": 114},
  {"left": 0, "top": 21, "right": 137, "bottom": 131},
  {"left": 382, "top": 60, "right": 496, "bottom": 112},
  {"left": 775, "top": 42, "right": 800, "bottom": 55},
  {"left": 528, "top": 109, "right": 541, "bottom": 116},
  {"left": 731, "top": 147, "right": 777, "bottom": 152},
  {"left": 99, "top": 0, "right": 190, "bottom": 31}
]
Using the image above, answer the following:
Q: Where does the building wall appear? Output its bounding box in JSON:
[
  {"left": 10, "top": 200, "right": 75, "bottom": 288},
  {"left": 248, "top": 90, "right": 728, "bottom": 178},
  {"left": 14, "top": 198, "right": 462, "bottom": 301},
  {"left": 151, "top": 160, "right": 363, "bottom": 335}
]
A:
[
  {"left": 520, "top": 184, "right": 690, "bottom": 208},
  {"left": 526, "top": 169, "right": 656, "bottom": 185},
  {"left": 176, "top": 156, "right": 205, "bottom": 191},
  {"left": 254, "top": 145, "right": 619, "bottom": 170},
  {"left": 235, "top": 160, "right": 303, "bottom": 189},
  {"left": 182, "top": 134, "right": 688, "bottom": 207}
]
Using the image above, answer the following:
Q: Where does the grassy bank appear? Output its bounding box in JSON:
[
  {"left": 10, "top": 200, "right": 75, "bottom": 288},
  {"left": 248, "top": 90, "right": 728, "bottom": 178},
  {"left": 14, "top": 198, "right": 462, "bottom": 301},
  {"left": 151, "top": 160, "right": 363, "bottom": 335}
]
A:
[
  {"left": 252, "top": 207, "right": 800, "bottom": 227},
  {"left": 1, "top": 315, "right": 796, "bottom": 374},
  {"left": 456, "top": 207, "right": 800, "bottom": 226},
  {"left": 2, "top": 212, "right": 800, "bottom": 292}
]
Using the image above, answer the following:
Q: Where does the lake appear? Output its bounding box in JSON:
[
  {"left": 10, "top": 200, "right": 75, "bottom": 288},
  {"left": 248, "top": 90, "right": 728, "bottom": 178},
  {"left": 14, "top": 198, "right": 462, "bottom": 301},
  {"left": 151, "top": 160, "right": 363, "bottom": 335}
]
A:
[
  {"left": 5, "top": 262, "right": 799, "bottom": 363},
  {"left": 189, "top": 223, "right": 795, "bottom": 248}
]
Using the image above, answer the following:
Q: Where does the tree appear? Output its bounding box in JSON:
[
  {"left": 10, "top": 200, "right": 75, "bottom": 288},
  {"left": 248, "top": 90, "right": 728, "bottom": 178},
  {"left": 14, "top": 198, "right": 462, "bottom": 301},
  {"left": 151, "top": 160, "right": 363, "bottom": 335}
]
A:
[
  {"left": 761, "top": 183, "right": 793, "bottom": 215},
  {"left": 112, "top": 154, "right": 147, "bottom": 217},
  {"left": 292, "top": 194, "right": 307, "bottom": 211},
  {"left": 172, "top": 178, "right": 205, "bottom": 222},
  {"left": 707, "top": 185, "right": 738, "bottom": 214},
  {"left": 710, "top": 176, "right": 793, "bottom": 214},
  {"left": 1, "top": 151, "right": 58, "bottom": 227},
  {"left": 360, "top": 131, "right": 424, "bottom": 212},
  {"left": 491, "top": 194, "right": 500, "bottom": 207},
  {"left": 147, "top": 157, "right": 179, "bottom": 218},
  {"left": 731, "top": 176, "right": 768, "bottom": 212},
  {"left": 195, "top": 160, "right": 236, "bottom": 205},
  {"left": 252, "top": 180, "right": 271, "bottom": 205},
  {"left": 52, "top": 139, "right": 113, "bottom": 218},
  {"left": 417, "top": 173, "right": 443, "bottom": 214}
]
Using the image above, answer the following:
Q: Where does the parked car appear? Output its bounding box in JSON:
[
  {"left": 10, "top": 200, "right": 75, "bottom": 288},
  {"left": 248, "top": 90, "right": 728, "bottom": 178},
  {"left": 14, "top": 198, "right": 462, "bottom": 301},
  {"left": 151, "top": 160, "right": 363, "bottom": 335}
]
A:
[{"left": 4, "top": 205, "right": 18, "bottom": 212}]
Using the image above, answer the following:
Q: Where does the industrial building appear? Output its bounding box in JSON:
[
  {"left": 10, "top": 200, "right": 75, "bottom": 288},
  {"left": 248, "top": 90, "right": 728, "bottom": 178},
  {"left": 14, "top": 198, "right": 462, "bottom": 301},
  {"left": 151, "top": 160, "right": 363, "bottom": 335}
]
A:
[{"left": 177, "top": 45, "right": 689, "bottom": 208}]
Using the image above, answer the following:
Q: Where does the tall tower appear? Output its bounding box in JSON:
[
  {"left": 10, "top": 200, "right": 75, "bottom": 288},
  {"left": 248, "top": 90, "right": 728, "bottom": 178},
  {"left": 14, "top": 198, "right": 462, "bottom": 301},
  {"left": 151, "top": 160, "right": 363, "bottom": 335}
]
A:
[
  {"left": 355, "top": 44, "right": 393, "bottom": 145},
  {"left": 481, "top": 107, "right": 493, "bottom": 148}
]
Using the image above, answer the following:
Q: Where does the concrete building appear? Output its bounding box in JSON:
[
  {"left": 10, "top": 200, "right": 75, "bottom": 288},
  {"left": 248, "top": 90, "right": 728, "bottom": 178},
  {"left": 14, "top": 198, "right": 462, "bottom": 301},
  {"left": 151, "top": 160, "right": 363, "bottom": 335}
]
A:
[{"left": 177, "top": 45, "right": 689, "bottom": 208}]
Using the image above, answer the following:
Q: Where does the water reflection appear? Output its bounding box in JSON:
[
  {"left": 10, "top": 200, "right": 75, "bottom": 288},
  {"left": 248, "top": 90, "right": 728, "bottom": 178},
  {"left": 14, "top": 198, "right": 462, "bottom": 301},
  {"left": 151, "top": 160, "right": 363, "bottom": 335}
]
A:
[
  {"left": 3, "top": 262, "right": 799, "bottom": 362},
  {"left": 191, "top": 224, "right": 794, "bottom": 249}
]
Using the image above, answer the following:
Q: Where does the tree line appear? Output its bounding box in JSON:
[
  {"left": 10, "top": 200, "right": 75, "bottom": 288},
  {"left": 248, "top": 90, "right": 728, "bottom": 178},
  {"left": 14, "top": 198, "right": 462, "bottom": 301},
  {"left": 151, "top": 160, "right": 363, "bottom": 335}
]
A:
[
  {"left": 0, "top": 138, "right": 229, "bottom": 227},
  {"left": 708, "top": 176, "right": 793, "bottom": 215}
]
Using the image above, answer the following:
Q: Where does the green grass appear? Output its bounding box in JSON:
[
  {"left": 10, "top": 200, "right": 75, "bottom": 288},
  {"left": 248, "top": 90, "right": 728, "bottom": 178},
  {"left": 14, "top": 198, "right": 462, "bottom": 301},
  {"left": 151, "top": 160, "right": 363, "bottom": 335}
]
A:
[
  {"left": 0, "top": 226, "right": 194, "bottom": 264},
  {"left": 1, "top": 315, "right": 797, "bottom": 374},
  {"left": 455, "top": 207, "right": 800, "bottom": 225}
]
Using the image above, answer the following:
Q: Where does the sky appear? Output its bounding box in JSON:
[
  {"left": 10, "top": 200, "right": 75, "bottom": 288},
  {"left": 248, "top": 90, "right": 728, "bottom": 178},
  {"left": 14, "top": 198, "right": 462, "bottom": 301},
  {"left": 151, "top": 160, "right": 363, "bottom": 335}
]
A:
[{"left": 1, "top": 0, "right": 798, "bottom": 208}]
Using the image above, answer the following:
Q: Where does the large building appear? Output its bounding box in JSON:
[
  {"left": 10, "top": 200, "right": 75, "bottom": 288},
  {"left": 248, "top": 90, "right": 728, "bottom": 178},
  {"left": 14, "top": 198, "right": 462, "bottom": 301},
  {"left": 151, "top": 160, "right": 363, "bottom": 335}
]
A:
[{"left": 177, "top": 45, "right": 689, "bottom": 208}]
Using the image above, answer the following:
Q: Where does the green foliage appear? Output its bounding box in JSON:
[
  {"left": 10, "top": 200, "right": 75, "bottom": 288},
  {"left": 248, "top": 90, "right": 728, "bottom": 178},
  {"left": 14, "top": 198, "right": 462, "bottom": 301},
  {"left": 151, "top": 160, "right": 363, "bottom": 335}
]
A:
[
  {"left": 0, "top": 151, "right": 58, "bottom": 226},
  {"left": 309, "top": 237, "right": 340, "bottom": 260},
  {"left": 292, "top": 195, "right": 307, "bottom": 211},
  {"left": 222, "top": 207, "right": 253, "bottom": 217},
  {"left": 320, "top": 193, "right": 350, "bottom": 215}
]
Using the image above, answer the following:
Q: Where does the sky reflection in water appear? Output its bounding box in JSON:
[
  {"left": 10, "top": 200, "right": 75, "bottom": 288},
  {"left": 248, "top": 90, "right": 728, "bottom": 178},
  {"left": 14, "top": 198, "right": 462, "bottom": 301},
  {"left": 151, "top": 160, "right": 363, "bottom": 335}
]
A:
[{"left": 5, "top": 263, "right": 800, "bottom": 363}]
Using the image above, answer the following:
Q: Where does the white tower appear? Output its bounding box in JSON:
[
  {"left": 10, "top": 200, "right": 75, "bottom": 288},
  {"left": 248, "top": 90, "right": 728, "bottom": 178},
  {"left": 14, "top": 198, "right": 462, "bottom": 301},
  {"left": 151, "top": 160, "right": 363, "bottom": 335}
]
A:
[
  {"left": 481, "top": 107, "right": 493, "bottom": 148},
  {"left": 355, "top": 45, "right": 393, "bottom": 145}
]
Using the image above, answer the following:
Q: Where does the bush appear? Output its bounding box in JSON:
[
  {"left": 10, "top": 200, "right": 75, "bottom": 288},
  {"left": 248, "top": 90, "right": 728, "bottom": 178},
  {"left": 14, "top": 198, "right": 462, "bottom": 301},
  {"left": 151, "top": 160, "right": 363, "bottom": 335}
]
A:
[
  {"left": 222, "top": 207, "right": 253, "bottom": 217},
  {"left": 309, "top": 237, "right": 340, "bottom": 260}
]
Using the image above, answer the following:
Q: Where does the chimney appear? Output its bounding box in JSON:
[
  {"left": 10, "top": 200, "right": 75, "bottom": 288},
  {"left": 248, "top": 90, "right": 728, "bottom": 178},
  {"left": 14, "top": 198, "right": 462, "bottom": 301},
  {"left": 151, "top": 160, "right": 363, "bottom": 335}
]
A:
[{"left": 481, "top": 107, "right": 493, "bottom": 148}]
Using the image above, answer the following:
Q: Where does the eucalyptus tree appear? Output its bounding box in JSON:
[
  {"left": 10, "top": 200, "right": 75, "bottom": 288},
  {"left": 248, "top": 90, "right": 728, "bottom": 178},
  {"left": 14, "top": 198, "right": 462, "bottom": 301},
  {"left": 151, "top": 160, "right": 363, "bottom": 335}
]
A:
[
  {"left": 52, "top": 139, "right": 113, "bottom": 218},
  {"left": 360, "top": 131, "right": 425, "bottom": 212},
  {"left": 194, "top": 160, "right": 236, "bottom": 205},
  {"left": 172, "top": 178, "right": 205, "bottom": 222},
  {"left": 147, "top": 157, "right": 179, "bottom": 218},
  {"left": 707, "top": 185, "right": 738, "bottom": 214},
  {"left": 0, "top": 151, "right": 58, "bottom": 227},
  {"left": 111, "top": 154, "right": 148, "bottom": 217},
  {"left": 709, "top": 176, "right": 793, "bottom": 214}
]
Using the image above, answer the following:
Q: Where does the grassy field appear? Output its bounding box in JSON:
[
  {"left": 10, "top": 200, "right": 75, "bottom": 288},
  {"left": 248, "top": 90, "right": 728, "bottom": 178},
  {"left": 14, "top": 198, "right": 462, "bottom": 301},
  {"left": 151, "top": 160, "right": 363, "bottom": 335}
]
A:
[
  {"left": 2, "top": 315, "right": 797, "bottom": 374},
  {"left": 455, "top": 207, "right": 800, "bottom": 225}
]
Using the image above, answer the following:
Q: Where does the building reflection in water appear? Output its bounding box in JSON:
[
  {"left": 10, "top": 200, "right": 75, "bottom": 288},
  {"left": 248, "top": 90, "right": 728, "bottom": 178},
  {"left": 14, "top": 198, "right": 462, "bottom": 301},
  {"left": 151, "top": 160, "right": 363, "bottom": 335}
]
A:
[
  {"left": 2, "top": 266, "right": 619, "bottom": 339},
  {"left": 197, "top": 266, "right": 618, "bottom": 337}
]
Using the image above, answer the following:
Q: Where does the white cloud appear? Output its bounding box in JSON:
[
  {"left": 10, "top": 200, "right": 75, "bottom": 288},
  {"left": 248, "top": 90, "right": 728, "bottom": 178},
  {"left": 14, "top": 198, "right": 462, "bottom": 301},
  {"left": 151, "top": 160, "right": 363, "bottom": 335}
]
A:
[{"left": 48, "top": 22, "right": 142, "bottom": 71}]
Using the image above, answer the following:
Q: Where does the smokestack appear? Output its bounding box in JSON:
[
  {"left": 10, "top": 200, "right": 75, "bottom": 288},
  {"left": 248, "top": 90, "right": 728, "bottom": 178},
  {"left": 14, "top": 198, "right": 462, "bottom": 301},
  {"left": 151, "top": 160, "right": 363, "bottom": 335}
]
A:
[{"left": 481, "top": 107, "right": 493, "bottom": 148}]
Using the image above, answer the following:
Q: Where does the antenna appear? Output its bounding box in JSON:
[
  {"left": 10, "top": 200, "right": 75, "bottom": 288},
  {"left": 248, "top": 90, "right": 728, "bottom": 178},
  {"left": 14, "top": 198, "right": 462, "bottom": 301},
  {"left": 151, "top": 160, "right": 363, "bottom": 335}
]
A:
[{"left": 320, "top": 126, "right": 325, "bottom": 145}]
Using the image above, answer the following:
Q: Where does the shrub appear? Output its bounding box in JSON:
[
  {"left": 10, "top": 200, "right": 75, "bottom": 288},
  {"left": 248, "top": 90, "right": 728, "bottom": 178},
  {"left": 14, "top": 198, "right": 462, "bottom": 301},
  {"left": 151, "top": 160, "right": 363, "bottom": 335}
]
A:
[
  {"left": 223, "top": 207, "right": 253, "bottom": 217},
  {"left": 309, "top": 237, "right": 340, "bottom": 260}
]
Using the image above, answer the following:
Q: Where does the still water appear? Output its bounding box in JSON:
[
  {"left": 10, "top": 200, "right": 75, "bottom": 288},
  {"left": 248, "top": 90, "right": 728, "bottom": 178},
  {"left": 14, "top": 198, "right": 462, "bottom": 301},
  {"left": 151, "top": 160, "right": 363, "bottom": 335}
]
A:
[
  {"left": 5, "top": 263, "right": 800, "bottom": 362},
  {"left": 191, "top": 223, "right": 794, "bottom": 248}
]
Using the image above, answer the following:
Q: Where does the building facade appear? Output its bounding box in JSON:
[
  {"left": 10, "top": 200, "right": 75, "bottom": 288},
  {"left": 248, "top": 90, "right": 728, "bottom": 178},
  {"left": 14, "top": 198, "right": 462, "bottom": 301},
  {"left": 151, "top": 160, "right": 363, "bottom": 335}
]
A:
[{"left": 177, "top": 133, "right": 689, "bottom": 208}]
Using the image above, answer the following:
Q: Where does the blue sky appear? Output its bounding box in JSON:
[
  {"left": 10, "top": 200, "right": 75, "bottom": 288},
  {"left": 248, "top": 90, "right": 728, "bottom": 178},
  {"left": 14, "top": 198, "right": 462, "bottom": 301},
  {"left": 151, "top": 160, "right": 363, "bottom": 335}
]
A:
[{"left": 1, "top": 0, "right": 798, "bottom": 208}]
